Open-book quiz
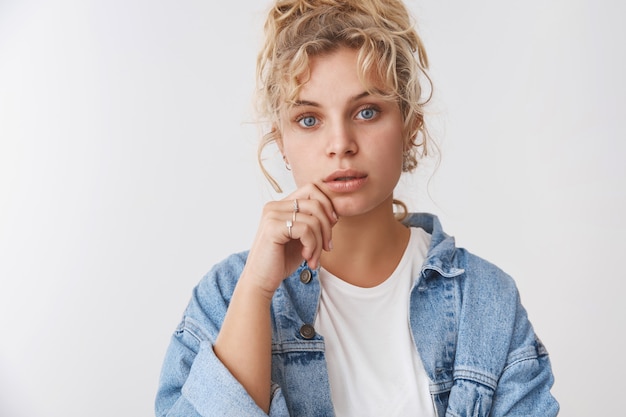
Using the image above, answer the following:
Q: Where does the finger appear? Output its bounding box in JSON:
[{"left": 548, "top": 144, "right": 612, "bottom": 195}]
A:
[
  {"left": 263, "top": 199, "right": 324, "bottom": 252},
  {"left": 287, "top": 184, "right": 338, "bottom": 226},
  {"left": 295, "top": 201, "right": 331, "bottom": 254},
  {"left": 286, "top": 210, "right": 324, "bottom": 267},
  {"left": 285, "top": 188, "right": 336, "bottom": 252},
  {"left": 297, "top": 200, "right": 336, "bottom": 252}
]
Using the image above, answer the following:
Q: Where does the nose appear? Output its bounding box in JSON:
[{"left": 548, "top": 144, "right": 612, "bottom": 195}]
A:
[{"left": 326, "top": 120, "right": 358, "bottom": 157}]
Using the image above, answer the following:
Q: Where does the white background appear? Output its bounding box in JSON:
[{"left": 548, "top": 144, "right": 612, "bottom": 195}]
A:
[{"left": 1, "top": 0, "right": 624, "bottom": 416}]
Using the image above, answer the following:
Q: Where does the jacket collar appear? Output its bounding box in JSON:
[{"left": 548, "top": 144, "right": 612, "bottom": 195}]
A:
[
  {"left": 403, "top": 213, "right": 465, "bottom": 279},
  {"left": 279, "top": 213, "right": 464, "bottom": 327}
]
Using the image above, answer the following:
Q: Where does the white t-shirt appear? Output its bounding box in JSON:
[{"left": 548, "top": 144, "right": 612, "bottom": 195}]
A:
[{"left": 314, "top": 227, "right": 435, "bottom": 417}]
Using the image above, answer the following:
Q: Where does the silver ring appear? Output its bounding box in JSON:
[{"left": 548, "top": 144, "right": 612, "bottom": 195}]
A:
[
  {"left": 292, "top": 210, "right": 297, "bottom": 223},
  {"left": 286, "top": 220, "right": 293, "bottom": 238},
  {"left": 293, "top": 199, "right": 299, "bottom": 213}
]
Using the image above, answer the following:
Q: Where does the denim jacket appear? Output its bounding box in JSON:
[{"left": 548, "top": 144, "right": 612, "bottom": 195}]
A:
[{"left": 155, "top": 213, "right": 559, "bottom": 416}]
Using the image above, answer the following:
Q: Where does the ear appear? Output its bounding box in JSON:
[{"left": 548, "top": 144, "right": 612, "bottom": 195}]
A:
[
  {"left": 272, "top": 125, "right": 287, "bottom": 161},
  {"left": 403, "top": 113, "right": 423, "bottom": 150},
  {"left": 272, "top": 126, "right": 292, "bottom": 170}
]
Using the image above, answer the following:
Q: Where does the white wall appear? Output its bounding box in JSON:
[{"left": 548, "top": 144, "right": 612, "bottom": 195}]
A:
[{"left": 0, "top": 0, "right": 623, "bottom": 416}]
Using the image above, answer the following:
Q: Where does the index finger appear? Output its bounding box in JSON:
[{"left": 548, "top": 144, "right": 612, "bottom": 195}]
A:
[{"left": 287, "top": 183, "right": 338, "bottom": 225}]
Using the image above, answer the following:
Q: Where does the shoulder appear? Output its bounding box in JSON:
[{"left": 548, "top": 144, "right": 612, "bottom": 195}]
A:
[
  {"left": 456, "top": 248, "right": 518, "bottom": 297},
  {"left": 405, "top": 212, "right": 519, "bottom": 299},
  {"left": 179, "top": 251, "right": 249, "bottom": 338},
  {"left": 193, "top": 250, "right": 249, "bottom": 304},
  {"left": 450, "top": 248, "right": 532, "bottom": 348}
]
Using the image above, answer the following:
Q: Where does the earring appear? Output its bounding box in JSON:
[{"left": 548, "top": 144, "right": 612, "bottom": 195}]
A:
[{"left": 283, "top": 155, "right": 291, "bottom": 171}]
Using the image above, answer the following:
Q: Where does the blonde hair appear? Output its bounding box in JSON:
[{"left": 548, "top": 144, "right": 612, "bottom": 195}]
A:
[{"left": 256, "top": 0, "right": 433, "bottom": 194}]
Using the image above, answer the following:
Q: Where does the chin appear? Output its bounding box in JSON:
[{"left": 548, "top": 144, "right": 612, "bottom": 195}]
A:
[
  {"left": 331, "top": 188, "right": 397, "bottom": 218},
  {"left": 328, "top": 199, "right": 358, "bottom": 217},
  {"left": 331, "top": 198, "right": 382, "bottom": 218}
]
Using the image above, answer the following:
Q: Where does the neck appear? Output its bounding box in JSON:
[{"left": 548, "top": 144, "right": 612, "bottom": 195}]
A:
[{"left": 320, "top": 200, "right": 410, "bottom": 287}]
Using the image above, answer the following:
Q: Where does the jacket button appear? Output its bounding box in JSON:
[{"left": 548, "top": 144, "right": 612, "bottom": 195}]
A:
[
  {"left": 299, "top": 324, "right": 316, "bottom": 339},
  {"left": 299, "top": 268, "right": 312, "bottom": 284}
]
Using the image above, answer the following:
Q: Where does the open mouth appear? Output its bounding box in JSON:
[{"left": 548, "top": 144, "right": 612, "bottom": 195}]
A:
[
  {"left": 324, "top": 169, "right": 367, "bottom": 183},
  {"left": 323, "top": 170, "right": 368, "bottom": 192}
]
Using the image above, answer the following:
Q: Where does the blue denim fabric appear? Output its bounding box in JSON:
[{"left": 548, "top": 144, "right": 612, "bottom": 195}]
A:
[{"left": 155, "top": 213, "right": 559, "bottom": 416}]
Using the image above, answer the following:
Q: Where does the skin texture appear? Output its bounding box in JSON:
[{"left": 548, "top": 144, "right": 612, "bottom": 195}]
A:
[
  {"left": 280, "top": 48, "right": 405, "bottom": 220},
  {"left": 214, "top": 47, "right": 410, "bottom": 413}
]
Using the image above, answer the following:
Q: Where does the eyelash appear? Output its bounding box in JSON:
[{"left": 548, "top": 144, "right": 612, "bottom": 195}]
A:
[
  {"left": 294, "top": 105, "right": 381, "bottom": 128},
  {"left": 295, "top": 114, "right": 317, "bottom": 128},
  {"left": 356, "top": 106, "right": 380, "bottom": 120}
]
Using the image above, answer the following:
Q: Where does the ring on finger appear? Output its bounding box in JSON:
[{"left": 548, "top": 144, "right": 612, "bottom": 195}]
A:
[
  {"left": 286, "top": 220, "right": 293, "bottom": 239},
  {"left": 292, "top": 210, "right": 297, "bottom": 223},
  {"left": 293, "top": 199, "right": 299, "bottom": 213}
]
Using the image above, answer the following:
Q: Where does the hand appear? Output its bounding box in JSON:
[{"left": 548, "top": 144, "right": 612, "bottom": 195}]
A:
[{"left": 241, "top": 183, "right": 338, "bottom": 299}]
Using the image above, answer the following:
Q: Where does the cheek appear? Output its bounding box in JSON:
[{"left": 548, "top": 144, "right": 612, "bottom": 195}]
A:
[
  {"left": 288, "top": 156, "right": 315, "bottom": 186},
  {"left": 382, "top": 133, "right": 405, "bottom": 165},
  {"left": 283, "top": 142, "right": 313, "bottom": 184}
]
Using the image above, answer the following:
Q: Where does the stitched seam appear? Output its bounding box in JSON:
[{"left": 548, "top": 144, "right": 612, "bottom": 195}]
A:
[
  {"left": 272, "top": 340, "right": 325, "bottom": 353},
  {"left": 453, "top": 368, "right": 498, "bottom": 390},
  {"left": 504, "top": 343, "right": 549, "bottom": 372},
  {"left": 429, "top": 379, "right": 454, "bottom": 394},
  {"left": 177, "top": 316, "right": 211, "bottom": 343},
  {"left": 503, "top": 355, "right": 539, "bottom": 373},
  {"left": 507, "top": 345, "right": 538, "bottom": 363}
]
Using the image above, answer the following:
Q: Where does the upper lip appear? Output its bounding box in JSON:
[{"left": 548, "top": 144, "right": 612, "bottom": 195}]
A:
[{"left": 323, "top": 169, "right": 368, "bottom": 182}]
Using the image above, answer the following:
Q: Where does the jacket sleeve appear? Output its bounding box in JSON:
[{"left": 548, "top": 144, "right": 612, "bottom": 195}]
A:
[
  {"left": 489, "top": 294, "right": 560, "bottom": 416},
  {"left": 154, "top": 256, "right": 290, "bottom": 417},
  {"left": 451, "top": 249, "right": 560, "bottom": 416}
]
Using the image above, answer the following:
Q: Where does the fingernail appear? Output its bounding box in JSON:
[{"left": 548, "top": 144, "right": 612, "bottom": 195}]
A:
[{"left": 329, "top": 240, "right": 334, "bottom": 251}]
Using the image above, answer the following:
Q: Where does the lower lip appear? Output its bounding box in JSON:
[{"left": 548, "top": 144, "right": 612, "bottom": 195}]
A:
[{"left": 324, "top": 177, "right": 368, "bottom": 193}]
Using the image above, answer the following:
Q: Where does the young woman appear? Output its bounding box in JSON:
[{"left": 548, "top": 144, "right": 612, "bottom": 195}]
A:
[{"left": 155, "top": 0, "right": 559, "bottom": 415}]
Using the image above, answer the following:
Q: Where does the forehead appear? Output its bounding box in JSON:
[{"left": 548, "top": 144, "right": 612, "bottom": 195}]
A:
[{"left": 294, "top": 47, "right": 389, "bottom": 101}]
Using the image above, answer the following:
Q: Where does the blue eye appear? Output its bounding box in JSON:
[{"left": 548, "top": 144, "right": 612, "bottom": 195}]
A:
[
  {"left": 358, "top": 107, "right": 378, "bottom": 120},
  {"left": 298, "top": 115, "right": 317, "bottom": 128}
]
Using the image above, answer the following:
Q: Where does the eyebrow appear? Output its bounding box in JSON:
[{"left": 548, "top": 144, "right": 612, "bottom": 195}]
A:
[{"left": 293, "top": 91, "right": 371, "bottom": 107}]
